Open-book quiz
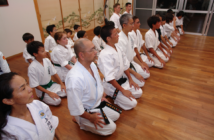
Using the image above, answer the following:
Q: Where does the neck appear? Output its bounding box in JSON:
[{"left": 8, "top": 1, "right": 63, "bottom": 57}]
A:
[
  {"left": 36, "top": 57, "right": 43, "bottom": 63},
  {"left": 10, "top": 104, "right": 29, "bottom": 118},
  {"left": 152, "top": 27, "right": 156, "bottom": 33},
  {"left": 79, "top": 59, "right": 91, "bottom": 71},
  {"left": 133, "top": 27, "right": 137, "bottom": 32},
  {"left": 107, "top": 42, "right": 116, "bottom": 49},
  {"left": 122, "top": 29, "right": 129, "bottom": 37},
  {"left": 115, "top": 12, "right": 119, "bottom": 15},
  {"left": 126, "top": 10, "right": 130, "bottom": 13}
]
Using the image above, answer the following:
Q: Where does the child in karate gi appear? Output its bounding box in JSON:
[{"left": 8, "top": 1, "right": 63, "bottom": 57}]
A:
[
  {"left": 27, "top": 41, "right": 67, "bottom": 106},
  {"left": 0, "top": 72, "right": 60, "bottom": 139},
  {"left": 73, "top": 24, "right": 81, "bottom": 41},
  {"left": 22, "top": 33, "right": 35, "bottom": 63},
  {"left": 51, "top": 32, "right": 77, "bottom": 82}
]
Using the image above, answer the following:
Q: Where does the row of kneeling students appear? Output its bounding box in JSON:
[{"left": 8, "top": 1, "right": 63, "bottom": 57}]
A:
[{"left": 0, "top": 3, "right": 185, "bottom": 139}]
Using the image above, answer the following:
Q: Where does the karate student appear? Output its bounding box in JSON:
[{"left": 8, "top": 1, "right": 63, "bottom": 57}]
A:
[
  {"left": 167, "top": 9, "right": 180, "bottom": 41},
  {"left": 51, "top": 32, "right": 77, "bottom": 82},
  {"left": 129, "top": 16, "right": 154, "bottom": 68},
  {"left": 64, "top": 28, "right": 75, "bottom": 55},
  {"left": 0, "top": 72, "right": 60, "bottom": 139},
  {"left": 156, "top": 15, "right": 173, "bottom": 55},
  {"left": 160, "top": 15, "right": 174, "bottom": 47},
  {"left": 123, "top": 2, "right": 132, "bottom": 15},
  {"left": 73, "top": 24, "right": 81, "bottom": 41},
  {"left": 176, "top": 11, "right": 185, "bottom": 35},
  {"left": 118, "top": 14, "right": 150, "bottom": 87},
  {"left": 145, "top": 15, "right": 170, "bottom": 68},
  {"left": 65, "top": 38, "right": 121, "bottom": 136},
  {"left": 110, "top": 3, "right": 122, "bottom": 33},
  {"left": 44, "top": 24, "right": 57, "bottom": 59},
  {"left": 22, "top": 33, "right": 35, "bottom": 63},
  {"left": 163, "top": 13, "right": 178, "bottom": 47},
  {"left": 27, "top": 41, "right": 67, "bottom": 106},
  {"left": 92, "top": 26, "right": 106, "bottom": 53},
  {"left": 77, "top": 30, "right": 88, "bottom": 39},
  {"left": 0, "top": 51, "right": 10, "bottom": 75},
  {"left": 98, "top": 25, "right": 143, "bottom": 110}
]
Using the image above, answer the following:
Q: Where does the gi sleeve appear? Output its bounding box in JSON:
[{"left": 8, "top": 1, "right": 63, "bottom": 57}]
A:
[
  {"left": 145, "top": 33, "right": 154, "bottom": 49},
  {"left": 66, "top": 76, "right": 85, "bottom": 116},
  {"left": 97, "top": 53, "right": 116, "bottom": 82},
  {"left": 28, "top": 66, "right": 40, "bottom": 88}
]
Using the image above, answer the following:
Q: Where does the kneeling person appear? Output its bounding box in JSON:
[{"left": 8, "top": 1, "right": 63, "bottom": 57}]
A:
[
  {"left": 98, "top": 25, "right": 143, "bottom": 110},
  {"left": 65, "top": 38, "right": 121, "bottom": 136},
  {"left": 27, "top": 41, "right": 67, "bottom": 106}
]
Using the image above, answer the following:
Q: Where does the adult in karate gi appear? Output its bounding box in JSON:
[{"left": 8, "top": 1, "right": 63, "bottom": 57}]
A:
[
  {"left": 22, "top": 33, "right": 35, "bottom": 63},
  {"left": 0, "top": 51, "right": 10, "bottom": 75},
  {"left": 51, "top": 32, "right": 77, "bottom": 82},
  {"left": 44, "top": 24, "right": 57, "bottom": 60},
  {"left": 92, "top": 26, "right": 106, "bottom": 54},
  {"left": 73, "top": 24, "right": 81, "bottom": 42},
  {"left": 117, "top": 14, "right": 150, "bottom": 87},
  {"left": 123, "top": 2, "right": 132, "bottom": 15},
  {"left": 65, "top": 38, "right": 121, "bottom": 136},
  {"left": 0, "top": 72, "right": 60, "bottom": 139},
  {"left": 145, "top": 15, "right": 170, "bottom": 68},
  {"left": 129, "top": 16, "right": 154, "bottom": 68},
  {"left": 98, "top": 25, "right": 143, "bottom": 110},
  {"left": 163, "top": 13, "right": 178, "bottom": 47},
  {"left": 176, "top": 11, "right": 185, "bottom": 35},
  {"left": 110, "top": 3, "right": 122, "bottom": 33},
  {"left": 27, "top": 41, "right": 67, "bottom": 106}
]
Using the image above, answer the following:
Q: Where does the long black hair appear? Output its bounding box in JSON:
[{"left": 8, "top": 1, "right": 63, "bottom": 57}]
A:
[{"left": 0, "top": 72, "right": 18, "bottom": 139}]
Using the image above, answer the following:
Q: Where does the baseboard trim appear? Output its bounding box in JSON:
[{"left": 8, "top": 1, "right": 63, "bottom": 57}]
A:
[{"left": 6, "top": 52, "right": 23, "bottom": 61}]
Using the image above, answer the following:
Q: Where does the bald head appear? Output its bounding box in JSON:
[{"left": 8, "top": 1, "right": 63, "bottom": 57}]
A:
[{"left": 74, "top": 38, "right": 90, "bottom": 58}]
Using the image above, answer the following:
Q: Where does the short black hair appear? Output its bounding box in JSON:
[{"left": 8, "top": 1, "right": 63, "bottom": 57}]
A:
[
  {"left": 166, "top": 13, "right": 173, "bottom": 23},
  {"left": 27, "top": 41, "right": 44, "bottom": 57},
  {"left": 147, "top": 15, "right": 161, "bottom": 28},
  {"left": 126, "top": 2, "right": 131, "bottom": 7},
  {"left": 106, "top": 21, "right": 115, "bottom": 26},
  {"left": 100, "top": 25, "right": 115, "bottom": 43},
  {"left": 77, "top": 30, "right": 86, "bottom": 38},
  {"left": 64, "top": 29, "right": 72, "bottom": 34},
  {"left": 177, "top": 11, "right": 185, "bottom": 17},
  {"left": 22, "top": 33, "right": 34, "bottom": 41},
  {"left": 133, "top": 16, "right": 139, "bottom": 22},
  {"left": 74, "top": 24, "right": 80, "bottom": 30},
  {"left": 93, "top": 26, "right": 101, "bottom": 36},
  {"left": 161, "top": 15, "right": 166, "bottom": 21},
  {"left": 46, "top": 24, "right": 56, "bottom": 35},
  {"left": 167, "top": 9, "right": 174, "bottom": 14}
]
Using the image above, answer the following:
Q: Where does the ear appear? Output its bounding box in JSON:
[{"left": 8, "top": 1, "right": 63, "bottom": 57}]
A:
[
  {"left": 106, "top": 36, "right": 111, "bottom": 43},
  {"left": 2, "top": 98, "right": 15, "bottom": 106},
  {"left": 78, "top": 52, "right": 85, "bottom": 60},
  {"left": 33, "top": 53, "right": 38, "bottom": 57}
]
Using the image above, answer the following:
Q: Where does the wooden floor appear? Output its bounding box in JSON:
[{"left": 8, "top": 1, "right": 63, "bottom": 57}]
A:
[{"left": 7, "top": 29, "right": 214, "bottom": 140}]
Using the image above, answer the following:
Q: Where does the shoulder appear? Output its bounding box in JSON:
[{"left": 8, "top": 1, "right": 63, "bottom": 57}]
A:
[{"left": 28, "top": 100, "right": 48, "bottom": 109}]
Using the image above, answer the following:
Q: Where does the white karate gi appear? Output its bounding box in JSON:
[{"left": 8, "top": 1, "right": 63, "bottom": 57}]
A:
[
  {"left": 51, "top": 44, "right": 75, "bottom": 82},
  {"left": 117, "top": 31, "right": 150, "bottom": 86},
  {"left": 110, "top": 13, "right": 122, "bottom": 31},
  {"left": 2, "top": 100, "right": 58, "bottom": 140},
  {"left": 92, "top": 36, "right": 106, "bottom": 55},
  {"left": 28, "top": 58, "right": 66, "bottom": 106},
  {"left": 123, "top": 11, "right": 132, "bottom": 15},
  {"left": 176, "top": 17, "right": 184, "bottom": 35},
  {"left": 163, "top": 23, "right": 177, "bottom": 47},
  {"left": 66, "top": 38, "right": 75, "bottom": 55},
  {"left": 0, "top": 51, "right": 10, "bottom": 75},
  {"left": 44, "top": 35, "right": 57, "bottom": 53},
  {"left": 145, "top": 29, "right": 169, "bottom": 68},
  {"left": 65, "top": 61, "right": 120, "bottom": 136},
  {"left": 73, "top": 32, "right": 78, "bottom": 41},
  {"left": 23, "top": 46, "right": 35, "bottom": 63},
  {"left": 98, "top": 44, "right": 143, "bottom": 110},
  {"left": 129, "top": 30, "right": 154, "bottom": 67}
]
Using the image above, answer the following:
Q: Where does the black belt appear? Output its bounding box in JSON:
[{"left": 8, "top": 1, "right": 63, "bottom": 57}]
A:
[
  {"left": 112, "top": 77, "right": 127, "bottom": 100},
  {"left": 130, "top": 62, "right": 137, "bottom": 72},
  {"left": 85, "top": 101, "right": 122, "bottom": 124},
  {"left": 176, "top": 25, "right": 181, "bottom": 28},
  {"left": 53, "top": 61, "right": 74, "bottom": 67}
]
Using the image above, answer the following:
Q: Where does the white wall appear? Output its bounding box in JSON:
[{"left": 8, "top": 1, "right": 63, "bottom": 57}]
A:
[{"left": 0, "top": 0, "right": 42, "bottom": 57}]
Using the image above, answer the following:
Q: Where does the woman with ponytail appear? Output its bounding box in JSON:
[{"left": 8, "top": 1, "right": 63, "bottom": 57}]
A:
[{"left": 0, "top": 72, "right": 60, "bottom": 140}]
